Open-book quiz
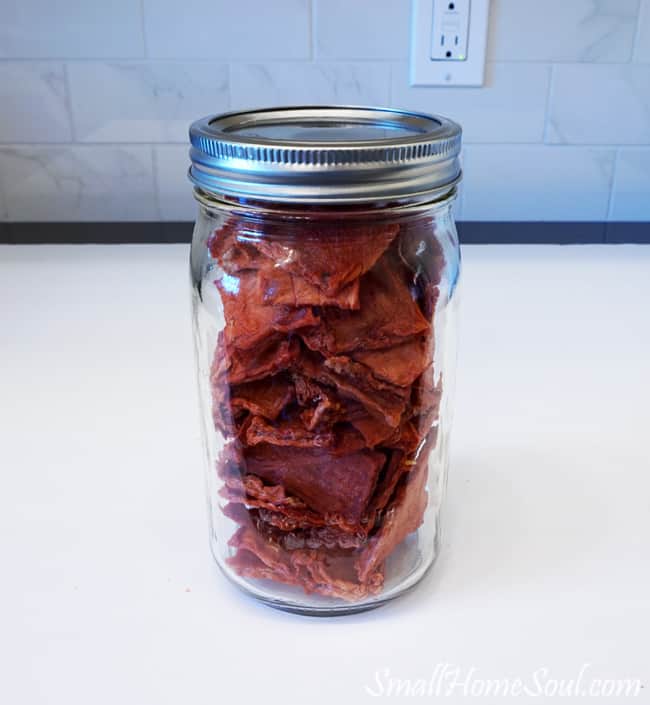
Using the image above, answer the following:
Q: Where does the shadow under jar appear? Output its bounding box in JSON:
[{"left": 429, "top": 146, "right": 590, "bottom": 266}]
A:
[{"left": 188, "top": 106, "right": 462, "bottom": 615}]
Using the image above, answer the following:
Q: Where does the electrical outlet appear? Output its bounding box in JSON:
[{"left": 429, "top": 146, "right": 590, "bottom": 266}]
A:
[
  {"left": 430, "top": 0, "right": 470, "bottom": 62},
  {"left": 410, "top": 0, "right": 490, "bottom": 86}
]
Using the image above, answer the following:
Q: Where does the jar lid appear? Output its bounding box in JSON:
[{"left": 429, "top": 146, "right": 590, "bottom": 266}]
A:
[{"left": 188, "top": 106, "right": 462, "bottom": 203}]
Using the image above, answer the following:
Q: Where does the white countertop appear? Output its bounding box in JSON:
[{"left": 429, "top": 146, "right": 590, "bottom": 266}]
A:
[{"left": 1, "top": 244, "right": 649, "bottom": 704}]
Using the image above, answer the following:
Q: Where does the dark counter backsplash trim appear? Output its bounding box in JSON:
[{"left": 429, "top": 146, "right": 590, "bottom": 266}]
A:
[{"left": 0, "top": 221, "right": 648, "bottom": 245}]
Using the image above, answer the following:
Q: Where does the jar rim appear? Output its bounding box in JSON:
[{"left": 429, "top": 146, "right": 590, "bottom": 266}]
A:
[
  {"left": 188, "top": 105, "right": 462, "bottom": 204},
  {"left": 192, "top": 184, "right": 459, "bottom": 222}
]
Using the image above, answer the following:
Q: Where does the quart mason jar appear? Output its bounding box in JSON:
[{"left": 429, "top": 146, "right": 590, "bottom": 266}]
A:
[{"left": 189, "top": 107, "right": 462, "bottom": 615}]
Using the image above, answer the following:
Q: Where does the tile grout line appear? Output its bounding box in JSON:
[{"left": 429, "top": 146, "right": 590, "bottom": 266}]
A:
[
  {"left": 0, "top": 141, "right": 189, "bottom": 147},
  {"left": 61, "top": 62, "right": 77, "bottom": 142},
  {"left": 225, "top": 62, "right": 233, "bottom": 110},
  {"left": 631, "top": 0, "right": 644, "bottom": 61},
  {"left": 139, "top": 0, "right": 149, "bottom": 59},
  {"left": 605, "top": 148, "right": 621, "bottom": 227},
  {"left": 0, "top": 56, "right": 319, "bottom": 63},
  {"left": 2, "top": 57, "right": 649, "bottom": 66},
  {"left": 3, "top": 141, "right": 650, "bottom": 148},
  {"left": 310, "top": 0, "right": 316, "bottom": 62},
  {"left": 151, "top": 145, "right": 162, "bottom": 221},
  {"left": 542, "top": 63, "right": 555, "bottom": 144}
]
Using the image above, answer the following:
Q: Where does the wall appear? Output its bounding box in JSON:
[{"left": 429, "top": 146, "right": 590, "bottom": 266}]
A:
[{"left": 0, "top": 0, "right": 648, "bottom": 224}]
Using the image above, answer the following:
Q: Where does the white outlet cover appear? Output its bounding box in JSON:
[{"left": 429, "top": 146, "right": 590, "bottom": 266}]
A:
[
  {"left": 410, "top": 0, "right": 490, "bottom": 87},
  {"left": 430, "top": 0, "right": 471, "bottom": 61}
]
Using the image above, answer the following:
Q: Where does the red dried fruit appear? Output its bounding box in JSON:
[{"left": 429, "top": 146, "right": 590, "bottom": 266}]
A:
[
  {"left": 216, "top": 268, "right": 319, "bottom": 350},
  {"left": 208, "top": 212, "right": 446, "bottom": 600},
  {"left": 258, "top": 268, "right": 361, "bottom": 310},
  {"left": 243, "top": 443, "right": 384, "bottom": 523},
  {"left": 300, "top": 249, "right": 430, "bottom": 355},
  {"left": 247, "top": 220, "right": 399, "bottom": 296},
  {"left": 355, "top": 448, "right": 430, "bottom": 583}
]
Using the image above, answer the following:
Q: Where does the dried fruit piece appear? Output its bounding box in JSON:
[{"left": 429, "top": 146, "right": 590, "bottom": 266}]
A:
[{"left": 209, "top": 213, "right": 446, "bottom": 600}]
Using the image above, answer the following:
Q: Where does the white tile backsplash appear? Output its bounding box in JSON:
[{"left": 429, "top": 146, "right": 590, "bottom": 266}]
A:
[
  {"left": 392, "top": 62, "right": 550, "bottom": 143},
  {"left": 488, "top": 0, "right": 639, "bottom": 62},
  {"left": 548, "top": 65, "right": 650, "bottom": 145},
  {"left": 68, "top": 63, "right": 228, "bottom": 143},
  {"left": 315, "top": 0, "right": 409, "bottom": 60},
  {"left": 0, "top": 146, "right": 157, "bottom": 221},
  {"left": 0, "top": 0, "right": 648, "bottom": 223},
  {"left": 0, "top": 0, "right": 144, "bottom": 58},
  {"left": 635, "top": 0, "right": 650, "bottom": 62},
  {"left": 462, "top": 146, "right": 616, "bottom": 221},
  {"left": 230, "top": 63, "right": 390, "bottom": 109},
  {"left": 154, "top": 145, "right": 196, "bottom": 221},
  {"left": 610, "top": 149, "right": 650, "bottom": 220},
  {"left": 143, "top": 0, "right": 310, "bottom": 59},
  {"left": 0, "top": 63, "right": 72, "bottom": 142}
]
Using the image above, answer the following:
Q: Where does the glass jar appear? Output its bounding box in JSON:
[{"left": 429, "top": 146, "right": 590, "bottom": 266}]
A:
[{"left": 188, "top": 107, "right": 462, "bottom": 615}]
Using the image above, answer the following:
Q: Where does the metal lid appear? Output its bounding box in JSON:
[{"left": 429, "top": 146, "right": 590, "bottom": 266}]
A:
[{"left": 188, "top": 106, "right": 462, "bottom": 203}]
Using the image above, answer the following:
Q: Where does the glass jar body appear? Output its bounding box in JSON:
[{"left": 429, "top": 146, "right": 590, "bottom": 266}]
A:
[{"left": 190, "top": 194, "right": 460, "bottom": 615}]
